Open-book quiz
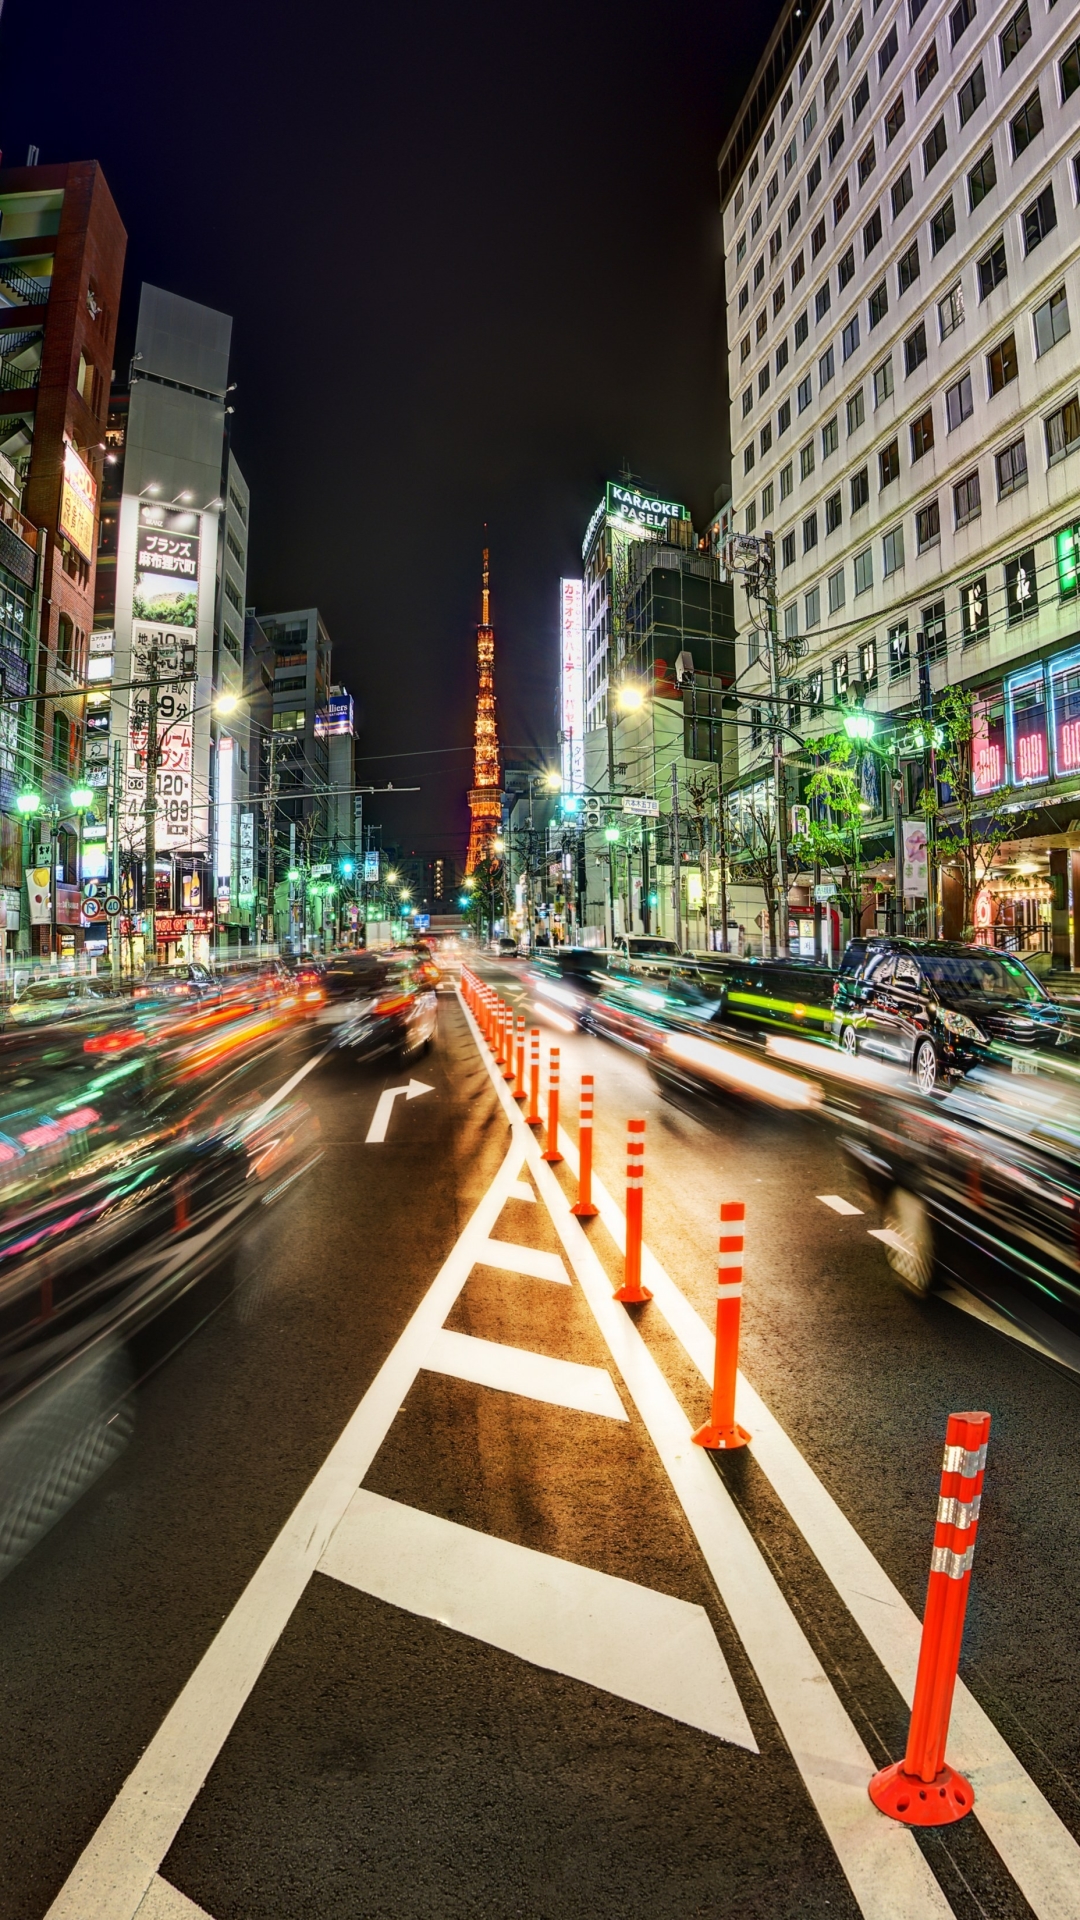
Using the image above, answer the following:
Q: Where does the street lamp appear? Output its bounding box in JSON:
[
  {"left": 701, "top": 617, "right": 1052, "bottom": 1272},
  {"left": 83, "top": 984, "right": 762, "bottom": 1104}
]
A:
[
  {"left": 69, "top": 787, "right": 94, "bottom": 811},
  {"left": 16, "top": 790, "right": 40, "bottom": 815},
  {"left": 617, "top": 685, "right": 645, "bottom": 712},
  {"left": 843, "top": 711, "right": 876, "bottom": 742},
  {"left": 214, "top": 692, "right": 241, "bottom": 716},
  {"left": 543, "top": 771, "right": 562, "bottom": 791}
]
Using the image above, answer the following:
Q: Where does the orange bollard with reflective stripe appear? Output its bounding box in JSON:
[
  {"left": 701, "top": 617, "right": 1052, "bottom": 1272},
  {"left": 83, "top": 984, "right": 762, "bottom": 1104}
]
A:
[
  {"left": 526, "top": 1028, "right": 542, "bottom": 1127},
  {"left": 693, "top": 1202, "right": 750, "bottom": 1449},
  {"left": 513, "top": 1015, "right": 526, "bottom": 1099},
  {"left": 869, "top": 1411, "right": 990, "bottom": 1826},
  {"left": 571, "top": 1074, "right": 599, "bottom": 1218},
  {"left": 495, "top": 1000, "right": 507, "bottom": 1068},
  {"left": 541, "top": 1046, "right": 563, "bottom": 1162},
  {"left": 613, "top": 1119, "right": 652, "bottom": 1302},
  {"left": 502, "top": 1005, "right": 516, "bottom": 1081}
]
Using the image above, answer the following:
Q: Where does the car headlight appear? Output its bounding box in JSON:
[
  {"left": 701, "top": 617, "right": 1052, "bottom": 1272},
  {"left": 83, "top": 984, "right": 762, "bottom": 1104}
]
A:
[{"left": 941, "top": 1008, "right": 987, "bottom": 1043}]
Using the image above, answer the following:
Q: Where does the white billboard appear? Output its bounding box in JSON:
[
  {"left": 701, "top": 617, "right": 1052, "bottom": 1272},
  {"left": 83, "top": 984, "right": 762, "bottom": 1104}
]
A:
[{"left": 560, "top": 577, "right": 584, "bottom": 794}]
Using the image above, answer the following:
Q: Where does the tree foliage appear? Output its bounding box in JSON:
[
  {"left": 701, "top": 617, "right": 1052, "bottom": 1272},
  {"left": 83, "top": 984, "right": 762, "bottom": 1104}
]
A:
[{"left": 916, "top": 686, "right": 1028, "bottom": 938}]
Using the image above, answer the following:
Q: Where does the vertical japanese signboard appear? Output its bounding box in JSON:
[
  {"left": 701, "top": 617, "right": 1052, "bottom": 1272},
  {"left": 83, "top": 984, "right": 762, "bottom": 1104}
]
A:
[
  {"left": 123, "top": 505, "right": 200, "bottom": 853},
  {"left": 560, "top": 578, "right": 584, "bottom": 794},
  {"left": 58, "top": 443, "right": 97, "bottom": 560}
]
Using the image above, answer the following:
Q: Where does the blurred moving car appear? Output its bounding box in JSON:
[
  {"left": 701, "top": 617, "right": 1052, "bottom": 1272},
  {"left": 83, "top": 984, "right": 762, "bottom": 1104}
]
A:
[
  {"left": 7, "top": 976, "right": 126, "bottom": 1025},
  {"left": 527, "top": 948, "right": 612, "bottom": 1029},
  {"left": 674, "top": 953, "right": 837, "bottom": 1047},
  {"left": 335, "top": 955, "right": 438, "bottom": 1063},
  {"left": 133, "top": 962, "right": 215, "bottom": 1002},
  {"left": 491, "top": 936, "right": 518, "bottom": 957},
  {"left": 609, "top": 935, "right": 681, "bottom": 974},
  {"left": 831, "top": 938, "right": 1077, "bottom": 1090}
]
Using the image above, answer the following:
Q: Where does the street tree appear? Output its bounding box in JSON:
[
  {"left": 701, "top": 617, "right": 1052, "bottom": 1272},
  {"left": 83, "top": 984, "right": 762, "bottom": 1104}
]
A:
[
  {"left": 730, "top": 790, "right": 781, "bottom": 956},
  {"left": 794, "top": 732, "right": 868, "bottom": 944},
  {"left": 917, "top": 685, "right": 1029, "bottom": 939}
]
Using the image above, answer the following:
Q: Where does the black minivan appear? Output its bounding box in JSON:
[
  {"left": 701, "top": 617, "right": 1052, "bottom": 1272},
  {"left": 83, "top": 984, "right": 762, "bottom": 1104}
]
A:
[{"left": 831, "top": 937, "right": 1077, "bottom": 1090}]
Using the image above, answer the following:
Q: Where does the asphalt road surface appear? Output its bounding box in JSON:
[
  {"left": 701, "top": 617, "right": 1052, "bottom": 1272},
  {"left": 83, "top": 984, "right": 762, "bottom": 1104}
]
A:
[{"left": 2, "top": 964, "right": 1080, "bottom": 1920}]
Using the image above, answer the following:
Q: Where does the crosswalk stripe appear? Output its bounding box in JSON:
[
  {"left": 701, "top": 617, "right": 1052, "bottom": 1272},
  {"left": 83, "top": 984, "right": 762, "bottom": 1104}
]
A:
[
  {"left": 423, "top": 1326, "right": 628, "bottom": 1420},
  {"left": 817, "top": 1194, "right": 864, "bottom": 1215},
  {"left": 319, "top": 1489, "right": 752, "bottom": 1746}
]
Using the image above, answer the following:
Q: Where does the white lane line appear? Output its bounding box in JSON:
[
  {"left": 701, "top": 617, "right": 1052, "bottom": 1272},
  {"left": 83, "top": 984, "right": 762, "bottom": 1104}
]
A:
[
  {"left": 461, "top": 994, "right": 955, "bottom": 1920},
  {"left": 818, "top": 1194, "right": 864, "bottom": 1216},
  {"left": 135, "top": 1879, "right": 215, "bottom": 1919},
  {"left": 319, "top": 1490, "right": 750, "bottom": 1746},
  {"left": 512, "top": 1010, "right": 1080, "bottom": 1920},
  {"left": 475, "top": 1239, "right": 570, "bottom": 1285},
  {"left": 423, "top": 1326, "right": 628, "bottom": 1421},
  {"left": 243, "top": 1042, "right": 333, "bottom": 1135},
  {"left": 508, "top": 1179, "right": 536, "bottom": 1203},
  {"left": 45, "top": 1139, "right": 528, "bottom": 1920}
]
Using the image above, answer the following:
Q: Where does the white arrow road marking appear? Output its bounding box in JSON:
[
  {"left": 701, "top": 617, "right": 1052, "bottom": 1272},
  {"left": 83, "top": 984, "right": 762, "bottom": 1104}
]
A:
[
  {"left": 320, "top": 1490, "right": 754, "bottom": 1748},
  {"left": 135, "top": 1880, "right": 213, "bottom": 1920},
  {"left": 423, "top": 1326, "right": 627, "bottom": 1420},
  {"left": 365, "top": 1078, "right": 434, "bottom": 1144}
]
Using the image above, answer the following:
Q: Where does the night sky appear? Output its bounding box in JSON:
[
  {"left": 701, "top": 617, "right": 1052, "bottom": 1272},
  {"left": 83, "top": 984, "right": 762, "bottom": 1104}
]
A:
[{"left": 1, "top": 0, "right": 782, "bottom": 864}]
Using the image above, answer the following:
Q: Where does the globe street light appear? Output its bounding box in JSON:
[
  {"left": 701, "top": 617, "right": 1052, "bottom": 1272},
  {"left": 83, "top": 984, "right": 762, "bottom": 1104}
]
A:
[
  {"left": 16, "top": 790, "right": 41, "bottom": 815},
  {"left": 617, "top": 684, "right": 645, "bottom": 712}
]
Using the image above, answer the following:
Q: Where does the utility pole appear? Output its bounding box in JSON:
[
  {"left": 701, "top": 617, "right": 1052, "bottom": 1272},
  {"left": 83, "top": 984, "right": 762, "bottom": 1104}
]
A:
[
  {"left": 723, "top": 526, "right": 794, "bottom": 959},
  {"left": 669, "top": 760, "right": 684, "bottom": 952}
]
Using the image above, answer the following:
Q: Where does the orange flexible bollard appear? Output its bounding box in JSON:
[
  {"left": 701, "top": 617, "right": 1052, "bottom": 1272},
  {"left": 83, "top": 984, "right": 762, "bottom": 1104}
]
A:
[
  {"left": 502, "top": 1006, "right": 516, "bottom": 1082},
  {"left": 513, "top": 1015, "right": 526, "bottom": 1099},
  {"left": 869, "top": 1412, "right": 990, "bottom": 1826},
  {"left": 495, "top": 999, "right": 507, "bottom": 1068},
  {"left": 571, "top": 1074, "right": 599, "bottom": 1218},
  {"left": 526, "top": 1028, "right": 542, "bottom": 1127},
  {"left": 541, "top": 1046, "right": 563, "bottom": 1162},
  {"left": 692, "top": 1202, "right": 751, "bottom": 1449},
  {"left": 613, "top": 1119, "right": 652, "bottom": 1302}
]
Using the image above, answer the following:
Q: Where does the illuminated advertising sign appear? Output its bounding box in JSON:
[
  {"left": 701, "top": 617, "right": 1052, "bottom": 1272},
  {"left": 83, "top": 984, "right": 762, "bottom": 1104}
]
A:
[
  {"left": 1056, "top": 525, "right": 1080, "bottom": 598},
  {"left": 216, "top": 736, "right": 234, "bottom": 885},
  {"left": 1006, "top": 663, "right": 1049, "bottom": 786},
  {"left": 559, "top": 578, "right": 584, "bottom": 792},
  {"left": 315, "top": 692, "right": 354, "bottom": 737},
  {"left": 972, "top": 688, "right": 1006, "bottom": 794},
  {"left": 902, "top": 819, "right": 928, "bottom": 897},
  {"left": 363, "top": 850, "right": 379, "bottom": 882},
  {"left": 123, "top": 626, "right": 195, "bottom": 854},
  {"left": 605, "top": 481, "right": 689, "bottom": 534},
  {"left": 135, "top": 505, "right": 200, "bottom": 626},
  {"left": 1049, "top": 647, "right": 1080, "bottom": 778},
  {"left": 58, "top": 443, "right": 97, "bottom": 560}
]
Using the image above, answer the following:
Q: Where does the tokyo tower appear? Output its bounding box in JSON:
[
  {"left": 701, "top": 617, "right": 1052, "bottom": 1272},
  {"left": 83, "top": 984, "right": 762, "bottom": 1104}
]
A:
[{"left": 466, "top": 546, "right": 503, "bottom": 872}]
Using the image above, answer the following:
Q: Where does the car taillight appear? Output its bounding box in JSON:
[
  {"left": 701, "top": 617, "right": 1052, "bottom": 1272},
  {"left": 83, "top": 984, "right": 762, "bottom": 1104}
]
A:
[
  {"left": 373, "top": 993, "right": 411, "bottom": 1017},
  {"left": 84, "top": 1029, "right": 141, "bottom": 1053}
]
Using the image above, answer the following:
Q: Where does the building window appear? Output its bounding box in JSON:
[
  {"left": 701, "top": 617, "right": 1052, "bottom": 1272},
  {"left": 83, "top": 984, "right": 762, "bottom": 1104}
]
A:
[
  {"left": 888, "top": 618, "right": 910, "bottom": 676},
  {"left": 801, "top": 48, "right": 815, "bottom": 89},
  {"left": 803, "top": 98, "right": 817, "bottom": 139},
  {"left": 854, "top": 545, "right": 874, "bottom": 593},
  {"left": 954, "top": 470, "right": 981, "bottom": 526},
  {"left": 987, "top": 333, "right": 1018, "bottom": 395},
  {"left": 1046, "top": 396, "right": 1080, "bottom": 463},
  {"left": 923, "top": 117, "right": 947, "bottom": 175},
  {"left": 776, "top": 338, "right": 790, "bottom": 372},
  {"left": 977, "top": 233, "right": 1007, "bottom": 298},
  {"left": 1000, "top": 0, "right": 1030, "bottom": 66},
  {"left": 795, "top": 309, "right": 809, "bottom": 346},
  {"left": 904, "top": 321, "right": 927, "bottom": 375},
  {"left": 773, "top": 282, "right": 787, "bottom": 316},
  {"left": 1022, "top": 184, "right": 1057, "bottom": 255},
  {"left": 896, "top": 244, "right": 919, "bottom": 295},
  {"left": 842, "top": 314, "right": 860, "bottom": 358},
  {"left": 863, "top": 206, "right": 882, "bottom": 255},
  {"left": 739, "top": 285, "right": 749, "bottom": 313},
  {"left": 1010, "top": 90, "right": 1043, "bottom": 159},
  {"left": 759, "top": 364, "right": 771, "bottom": 398},
  {"left": 765, "top": 123, "right": 777, "bottom": 156},
  {"left": 837, "top": 245, "right": 855, "bottom": 290},
  {"left": 816, "top": 282, "right": 832, "bottom": 321},
  {"left": 828, "top": 567, "right": 846, "bottom": 613},
  {"left": 752, "top": 204, "right": 763, "bottom": 237},
  {"left": 822, "top": 413, "right": 839, "bottom": 456},
  {"left": 761, "top": 422, "right": 773, "bottom": 455},
  {"left": 820, "top": 1, "right": 834, "bottom": 41},
  {"left": 852, "top": 74, "right": 870, "bottom": 123},
  {"left": 882, "top": 525, "right": 905, "bottom": 575},
  {"left": 1034, "top": 288, "right": 1070, "bottom": 357},
  {"left": 750, "top": 156, "right": 759, "bottom": 183},
  {"left": 1062, "top": 36, "right": 1080, "bottom": 101},
  {"left": 930, "top": 196, "right": 955, "bottom": 255},
  {"left": 782, "top": 530, "right": 796, "bottom": 566},
  {"left": 958, "top": 62, "right": 986, "bottom": 125},
  {"left": 828, "top": 118, "right": 846, "bottom": 162},
  {"left": 847, "top": 386, "right": 865, "bottom": 432},
  {"left": 938, "top": 282, "right": 964, "bottom": 338},
  {"left": 961, "top": 575, "right": 989, "bottom": 643},
  {"left": 762, "top": 481, "right": 775, "bottom": 516},
  {"left": 946, "top": 371, "right": 974, "bottom": 428},
  {"left": 785, "top": 137, "right": 798, "bottom": 175},
  {"left": 847, "top": 10, "right": 864, "bottom": 58},
  {"left": 778, "top": 397, "right": 792, "bottom": 434},
  {"left": 811, "top": 217, "right": 827, "bottom": 259},
  {"left": 920, "top": 599, "right": 947, "bottom": 660},
  {"left": 757, "top": 310, "right": 768, "bottom": 341},
  {"left": 968, "top": 146, "right": 996, "bottom": 210},
  {"left": 754, "top": 258, "right": 766, "bottom": 289},
  {"left": 885, "top": 93, "right": 906, "bottom": 145},
  {"left": 866, "top": 278, "right": 887, "bottom": 330},
  {"left": 995, "top": 435, "right": 1028, "bottom": 496},
  {"left": 740, "top": 333, "right": 752, "bottom": 362},
  {"left": 746, "top": 502, "right": 758, "bottom": 533},
  {"left": 1005, "top": 549, "right": 1039, "bottom": 624},
  {"left": 874, "top": 356, "right": 894, "bottom": 406},
  {"left": 744, "top": 444, "right": 756, "bottom": 474},
  {"left": 950, "top": 0, "right": 976, "bottom": 44},
  {"left": 800, "top": 436, "right": 815, "bottom": 477},
  {"left": 770, "top": 227, "right": 783, "bottom": 261},
  {"left": 781, "top": 461, "right": 794, "bottom": 498},
  {"left": 911, "top": 409, "right": 934, "bottom": 460},
  {"left": 826, "top": 488, "right": 843, "bottom": 532},
  {"left": 742, "top": 386, "right": 754, "bottom": 417},
  {"left": 736, "top": 234, "right": 747, "bottom": 268},
  {"left": 879, "top": 437, "right": 900, "bottom": 487},
  {"left": 891, "top": 164, "right": 912, "bottom": 216},
  {"left": 879, "top": 22, "right": 898, "bottom": 75},
  {"left": 803, "top": 511, "right": 819, "bottom": 551},
  {"left": 825, "top": 54, "right": 841, "bottom": 105},
  {"left": 820, "top": 344, "right": 836, "bottom": 385},
  {"left": 915, "top": 45, "right": 939, "bottom": 98},
  {"left": 851, "top": 466, "right": 870, "bottom": 511},
  {"left": 807, "top": 153, "right": 822, "bottom": 198},
  {"left": 798, "top": 374, "right": 813, "bottom": 412},
  {"left": 734, "top": 185, "right": 745, "bottom": 217},
  {"left": 834, "top": 179, "right": 851, "bottom": 223},
  {"left": 805, "top": 585, "right": 822, "bottom": 628},
  {"left": 788, "top": 192, "right": 801, "bottom": 231},
  {"left": 916, "top": 500, "right": 941, "bottom": 552},
  {"left": 791, "top": 250, "right": 806, "bottom": 287}
]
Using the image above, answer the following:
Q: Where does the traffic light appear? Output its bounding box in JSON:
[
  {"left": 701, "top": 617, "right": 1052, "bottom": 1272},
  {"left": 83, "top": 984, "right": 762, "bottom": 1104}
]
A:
[
  {"left": 584, "top": 797, "right": 602, "bottom": 829},
  {"left": 560, "top": 792, "right": 580, "bottom": 817},
  {"left": 604, "top": 824, "right": 621, "bottom": 843},
  {"left": 340, "top": 858, "right": 355, "bottom": 878}
]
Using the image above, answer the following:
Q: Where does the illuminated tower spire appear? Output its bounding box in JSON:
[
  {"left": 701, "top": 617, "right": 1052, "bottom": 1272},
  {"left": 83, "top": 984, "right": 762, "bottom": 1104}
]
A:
[{"left": 466, "top": 544, "right": 503, "bottom": 873}]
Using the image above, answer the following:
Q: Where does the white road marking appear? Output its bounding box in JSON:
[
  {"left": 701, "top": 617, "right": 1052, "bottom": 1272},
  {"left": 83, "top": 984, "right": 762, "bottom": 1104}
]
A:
[
  {"left": 423, "top": 1326, "right": 627, "bottom": 1420},
  {"left": 504, "top": 1003, "right": 1080, "bottom": 1920},
  {"left": 45, "top": 1139, "right": 528, "bottom": 1920},
  {"left": 817, "top": 1194, "right": 864, "bottom": 1216},
  {"left": 869, "top": 1227, "right": 910, "bottom": 1254},
  {"left": 508, "top": 1179, "right": 536, "bottom": 1202},
  {"left": 365, "top": 1077, "right": 435, "bottom": 1144},
  {"left": 320, "top": 1490, "right": 749, "bottom": 1745},
  {"left": 462, "top": 993, "right": 955, "bottom": 1920},
  {"left": 134, "top": 1880, "right": 214, "bottom": 1920},
  {"left": 475, "top": 1238, "right": 570, "bottom": 1284},
  {"left": 242, "top": 1043, "right": 332, "bottom": 1136}
]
